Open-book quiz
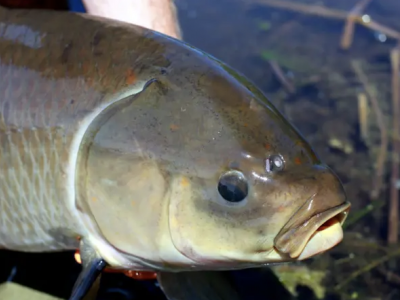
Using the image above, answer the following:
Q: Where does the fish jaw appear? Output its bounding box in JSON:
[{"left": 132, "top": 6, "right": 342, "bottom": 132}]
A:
[
  {"left": 273, "top": 202, "right": 350, "bottom": 260},
  {"left": 296, "top": 217, "right": 344, "bottom": 260}
]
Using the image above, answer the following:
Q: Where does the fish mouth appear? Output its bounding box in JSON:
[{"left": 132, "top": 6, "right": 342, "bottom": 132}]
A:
[{"left": 273, "top": 201, "right": 351, "bottom": 260}]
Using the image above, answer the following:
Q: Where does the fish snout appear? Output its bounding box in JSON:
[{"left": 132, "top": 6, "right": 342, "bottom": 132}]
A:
[{"left": 273, "top": 165, "right": 351, "bottom": 260}]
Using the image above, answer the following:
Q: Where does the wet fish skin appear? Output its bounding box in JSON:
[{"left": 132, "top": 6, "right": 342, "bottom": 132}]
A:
[
  {"left": 0, "top": 5, "right": 349, "bottom": 276},
  {"left": 0, "top": 6, "right": 168, "bottom": 251}
]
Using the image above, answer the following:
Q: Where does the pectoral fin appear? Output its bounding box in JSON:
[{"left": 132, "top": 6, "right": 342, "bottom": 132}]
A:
[
  {"left": 157, "top": 271, "right": 242, "bottom": 300},
  {"left": 68, "top": 239, "right": 106, "bottom": 300}
]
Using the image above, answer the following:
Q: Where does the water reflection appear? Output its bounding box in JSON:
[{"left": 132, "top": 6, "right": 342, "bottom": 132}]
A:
[{"left": 0, "top": 23, "right": 43, "bottom": 48}]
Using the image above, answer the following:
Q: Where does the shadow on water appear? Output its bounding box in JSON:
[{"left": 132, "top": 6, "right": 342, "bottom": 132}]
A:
[{"left": 1, "top": 0, "right": 400, "bottom": 299}]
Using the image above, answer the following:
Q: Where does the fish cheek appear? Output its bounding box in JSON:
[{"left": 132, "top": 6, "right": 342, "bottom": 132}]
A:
[{"left": 168, "top": 176, "right": 276, "bottom": 264}]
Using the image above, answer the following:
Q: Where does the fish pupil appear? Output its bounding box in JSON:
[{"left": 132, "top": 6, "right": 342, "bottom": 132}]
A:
[{"left": 218, "top": 171, "right": 248, "bottom": 202}]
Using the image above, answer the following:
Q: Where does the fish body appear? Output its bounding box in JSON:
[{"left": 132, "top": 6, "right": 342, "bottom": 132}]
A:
[{"left": 0, "top": 5, "right": 349, "bottom": 280}]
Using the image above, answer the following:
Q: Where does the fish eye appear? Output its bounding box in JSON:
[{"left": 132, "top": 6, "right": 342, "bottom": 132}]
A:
[
  {"left": 266, "top": 155, "right": 285, "bottom": 173},
  {"left": 218, "top": 170, "right": 248, "bottom": 203}
]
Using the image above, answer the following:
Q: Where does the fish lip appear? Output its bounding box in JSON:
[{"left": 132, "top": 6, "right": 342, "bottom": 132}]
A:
[{"left": 273, "top": 201, "right": 351, "bottom": 258}]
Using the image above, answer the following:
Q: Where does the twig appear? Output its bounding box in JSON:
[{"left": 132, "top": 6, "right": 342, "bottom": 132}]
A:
[
  {"left": 357, "top": 92, "right": 369, "bottom": 143},
  {"left": 253, "top": 0, "right": 400, "bottom": 41},
  {"left": 341, "top": 0, "right": 372, "bottom": 49},
  {"left": 377, "top": 266, "right": 400, "bottom": 286},
  {"left": 268, "top": 61, "right": 296, "bottom": 93},
  {"left": 351, "top": 61, "right": 388, "bottom": 201},
  {"left": 342, "top": 199, "right": 385, "bottom": 229},
  {"left": 389, "top": 47, "right": 400, "bottom": 245},
  {"left": 252, "top": 0, "right": 345, "bottom": 19},
  {"left": 334, "top": 247, "right": 400, "bottom": 290}
]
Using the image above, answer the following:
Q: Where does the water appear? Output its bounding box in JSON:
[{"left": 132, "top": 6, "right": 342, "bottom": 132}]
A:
[
  {"left": 1, "top": 0, "right": 400, "bottom": 299},
  {"left": 174, "top": 1, "right": 400, "bottom": 299}
]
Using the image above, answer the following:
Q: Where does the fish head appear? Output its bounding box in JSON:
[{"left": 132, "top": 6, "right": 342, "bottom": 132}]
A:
[
  {"left": 76, "top": 34, "right": 350, "bottom": 271},
  {"left": 160, "top": 61, "right": 350, "bottom": 268}
]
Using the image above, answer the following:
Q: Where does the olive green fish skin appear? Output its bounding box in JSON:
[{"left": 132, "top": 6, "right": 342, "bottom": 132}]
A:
[
  {"left": 0, "top": 7, "right": 170, "bottom": 251},
  {"left": 0, "top": 6, "right": 348, "bottom": 271}
]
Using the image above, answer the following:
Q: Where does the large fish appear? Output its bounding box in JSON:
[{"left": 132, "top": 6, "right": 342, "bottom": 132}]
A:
[{"left": 0, "top": 5, "right": 350, "bottom": 300}]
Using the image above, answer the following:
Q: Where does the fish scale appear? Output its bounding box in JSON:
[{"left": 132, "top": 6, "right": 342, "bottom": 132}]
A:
[
  {"left": 0, "top": 6, "right": 164, "bottom": 252},
  {"left": 0, "top": 72, "right": 80, "bottom": 250}
]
